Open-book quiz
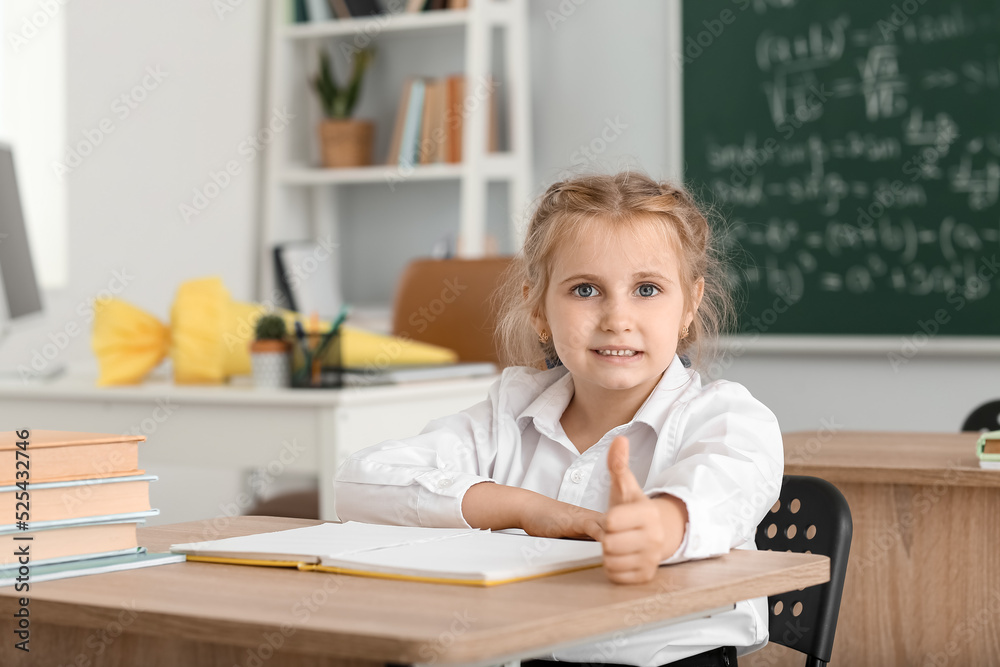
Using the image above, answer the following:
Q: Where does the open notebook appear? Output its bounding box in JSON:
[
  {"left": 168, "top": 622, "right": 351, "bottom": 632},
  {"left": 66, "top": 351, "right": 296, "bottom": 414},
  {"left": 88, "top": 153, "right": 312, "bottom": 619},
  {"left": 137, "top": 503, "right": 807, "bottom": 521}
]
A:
[{"left": 169, "top": 522, "right": 604, "bottom": 586}]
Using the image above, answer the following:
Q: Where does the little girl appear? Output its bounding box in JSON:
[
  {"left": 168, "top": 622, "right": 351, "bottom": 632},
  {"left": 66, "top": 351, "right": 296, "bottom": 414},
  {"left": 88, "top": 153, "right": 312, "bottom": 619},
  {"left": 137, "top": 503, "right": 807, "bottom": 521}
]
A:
[{"left": 335, "top": 171, "right": 783, "bottom": 667}]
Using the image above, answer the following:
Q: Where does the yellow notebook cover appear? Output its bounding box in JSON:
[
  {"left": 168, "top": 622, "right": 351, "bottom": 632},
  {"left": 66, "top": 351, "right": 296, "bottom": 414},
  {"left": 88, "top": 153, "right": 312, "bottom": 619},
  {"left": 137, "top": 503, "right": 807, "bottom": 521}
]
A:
[{"left": 183, "top": 554, "right": 601, "bottom": 587}]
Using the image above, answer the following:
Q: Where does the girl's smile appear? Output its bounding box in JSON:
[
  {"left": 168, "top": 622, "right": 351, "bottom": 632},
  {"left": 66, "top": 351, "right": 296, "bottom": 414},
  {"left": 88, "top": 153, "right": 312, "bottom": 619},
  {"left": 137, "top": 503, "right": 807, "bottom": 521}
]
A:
[{"left": 592, "top": 347, "right": 643, "bottom": 361}]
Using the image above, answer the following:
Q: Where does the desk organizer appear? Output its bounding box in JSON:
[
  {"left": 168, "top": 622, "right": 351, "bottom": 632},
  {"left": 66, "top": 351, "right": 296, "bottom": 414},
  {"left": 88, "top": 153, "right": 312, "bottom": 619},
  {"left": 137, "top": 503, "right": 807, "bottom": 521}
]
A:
[{"left": 290, "top": 330, "right": 343, "bottom": 389}]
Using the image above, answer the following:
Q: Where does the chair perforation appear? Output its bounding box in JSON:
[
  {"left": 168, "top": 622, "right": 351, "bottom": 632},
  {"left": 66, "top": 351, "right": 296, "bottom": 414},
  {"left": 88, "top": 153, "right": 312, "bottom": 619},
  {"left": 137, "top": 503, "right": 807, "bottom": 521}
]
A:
[{"left": 755, "top": 475, "right": 852, "bottom": 665}]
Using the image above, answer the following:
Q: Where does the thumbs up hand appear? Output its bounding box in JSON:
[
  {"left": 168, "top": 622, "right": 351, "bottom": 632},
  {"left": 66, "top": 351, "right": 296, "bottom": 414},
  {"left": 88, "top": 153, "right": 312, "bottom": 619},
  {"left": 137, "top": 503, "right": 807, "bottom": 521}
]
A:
[{"left": 602, "top": 435, "right": 688, "bottom": 585}]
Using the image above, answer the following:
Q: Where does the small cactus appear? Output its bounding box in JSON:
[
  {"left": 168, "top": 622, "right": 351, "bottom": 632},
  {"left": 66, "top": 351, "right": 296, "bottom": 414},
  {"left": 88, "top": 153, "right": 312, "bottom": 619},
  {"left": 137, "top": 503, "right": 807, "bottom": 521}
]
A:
[{"left": 254, "top": 314, "right": 288, "bottom": 341}]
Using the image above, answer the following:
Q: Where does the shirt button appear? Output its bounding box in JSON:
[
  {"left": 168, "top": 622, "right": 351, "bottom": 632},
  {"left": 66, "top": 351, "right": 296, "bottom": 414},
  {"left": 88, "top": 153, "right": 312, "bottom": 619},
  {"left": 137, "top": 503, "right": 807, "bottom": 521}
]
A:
[
  {"left": 437, "top": 478, "right": 453, "bottom": 488},
  {"left": 570, "top": 469, "right": 584, "bottom": 484}
]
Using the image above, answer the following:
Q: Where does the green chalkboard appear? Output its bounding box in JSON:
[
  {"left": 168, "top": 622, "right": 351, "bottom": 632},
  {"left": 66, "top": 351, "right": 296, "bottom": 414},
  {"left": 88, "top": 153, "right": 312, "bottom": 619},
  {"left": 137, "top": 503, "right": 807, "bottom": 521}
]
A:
[{"left": 683, "top": 0, "right": 1000, "bottom": 336}]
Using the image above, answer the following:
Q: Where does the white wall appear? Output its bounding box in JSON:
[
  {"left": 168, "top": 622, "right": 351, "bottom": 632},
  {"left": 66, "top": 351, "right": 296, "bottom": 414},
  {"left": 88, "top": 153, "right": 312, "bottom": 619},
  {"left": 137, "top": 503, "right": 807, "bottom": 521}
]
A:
[
  {"left": 1, "top": 0, "right": 272, "bottom": 524},
  {"left": 0, "top": 0, "right": 996, "bottom": 521},
  {"left": 2, "top": 0, "right": 67, "bottom": 289},
  {"left": 1, "top": 1, "right": 268, "bottom": 364}
]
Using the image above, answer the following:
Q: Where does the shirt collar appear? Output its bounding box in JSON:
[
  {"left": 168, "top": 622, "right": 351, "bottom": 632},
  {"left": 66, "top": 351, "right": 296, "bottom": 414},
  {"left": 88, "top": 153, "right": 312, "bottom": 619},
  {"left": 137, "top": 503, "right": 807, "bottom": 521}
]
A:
[{"left": 515, "top": 355, "right": 698, "bottom": 440}]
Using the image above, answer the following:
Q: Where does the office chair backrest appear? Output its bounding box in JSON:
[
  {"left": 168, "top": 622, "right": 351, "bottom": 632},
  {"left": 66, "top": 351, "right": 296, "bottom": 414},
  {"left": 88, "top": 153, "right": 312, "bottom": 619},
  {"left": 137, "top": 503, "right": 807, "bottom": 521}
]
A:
[
  {"left": 755, "top": 476, "right": 852, "bottom": 667},
  {"left": 391, "top": 257, "right": 512, "bottom": 364},
  {"left": 962, "top": 400, "right": 1000, "bottom": 432}
]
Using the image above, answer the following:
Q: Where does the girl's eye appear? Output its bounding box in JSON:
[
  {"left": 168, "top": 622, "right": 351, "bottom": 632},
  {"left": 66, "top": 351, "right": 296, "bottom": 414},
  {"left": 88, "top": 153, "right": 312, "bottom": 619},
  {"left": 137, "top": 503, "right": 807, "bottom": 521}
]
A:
[
  {"left": 636, "top": 284, "right": 660, "bottom": 297},
  {"left": 571, "top": 283, "right": 597, "bottom": 298}
]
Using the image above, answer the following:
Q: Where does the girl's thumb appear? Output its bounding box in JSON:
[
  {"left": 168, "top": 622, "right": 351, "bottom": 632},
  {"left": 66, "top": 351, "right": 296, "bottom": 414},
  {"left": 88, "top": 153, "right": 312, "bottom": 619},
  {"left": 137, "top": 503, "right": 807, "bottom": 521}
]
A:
[{"left": 608, "top": 435, "right": 643, "bottom": 505}]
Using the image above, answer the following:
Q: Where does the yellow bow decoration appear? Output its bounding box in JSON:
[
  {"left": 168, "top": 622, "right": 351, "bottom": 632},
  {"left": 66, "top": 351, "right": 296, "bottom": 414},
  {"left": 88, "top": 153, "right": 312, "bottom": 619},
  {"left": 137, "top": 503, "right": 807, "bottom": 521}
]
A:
[{"left": 91, "top": 276, "right": 458, "bottom": 386}]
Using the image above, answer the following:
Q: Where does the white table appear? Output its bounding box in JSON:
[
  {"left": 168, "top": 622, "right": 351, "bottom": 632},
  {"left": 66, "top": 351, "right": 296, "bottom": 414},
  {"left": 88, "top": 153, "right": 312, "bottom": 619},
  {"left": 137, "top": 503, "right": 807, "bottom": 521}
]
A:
[{"left": 0, "top": 373, "right": 497, "bottom": 521}]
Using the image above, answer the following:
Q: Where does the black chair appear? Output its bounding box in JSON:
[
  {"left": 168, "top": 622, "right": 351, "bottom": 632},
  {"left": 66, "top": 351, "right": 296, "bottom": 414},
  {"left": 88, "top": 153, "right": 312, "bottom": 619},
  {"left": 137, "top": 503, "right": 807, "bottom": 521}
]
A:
[
  {"left": 755, "top": 475, "right": 852, "bottom": 667},
  {"left": 962, "top": 400, "right": 1000, "bottom": 432}
]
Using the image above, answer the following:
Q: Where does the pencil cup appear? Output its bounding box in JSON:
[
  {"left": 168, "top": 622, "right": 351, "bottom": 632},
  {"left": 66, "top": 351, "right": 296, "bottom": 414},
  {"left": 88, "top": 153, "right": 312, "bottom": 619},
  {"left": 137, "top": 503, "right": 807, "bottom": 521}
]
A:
[{"left": 290, "top": 328, "right": 343, "bottom": 389}]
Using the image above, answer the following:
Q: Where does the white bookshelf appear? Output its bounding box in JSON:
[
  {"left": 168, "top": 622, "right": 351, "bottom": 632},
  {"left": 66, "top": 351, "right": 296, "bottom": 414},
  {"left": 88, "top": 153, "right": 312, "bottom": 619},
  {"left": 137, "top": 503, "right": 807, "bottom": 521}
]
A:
[{"left": 257, "top": 0, "right": 533, "bottom": 307}]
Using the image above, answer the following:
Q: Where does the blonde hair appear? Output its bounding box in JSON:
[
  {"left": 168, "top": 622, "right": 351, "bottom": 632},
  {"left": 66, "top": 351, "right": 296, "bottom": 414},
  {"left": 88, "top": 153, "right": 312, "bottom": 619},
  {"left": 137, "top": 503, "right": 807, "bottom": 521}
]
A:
[{"left": 494, "top": 170, "right": 734, "bottom": 371}]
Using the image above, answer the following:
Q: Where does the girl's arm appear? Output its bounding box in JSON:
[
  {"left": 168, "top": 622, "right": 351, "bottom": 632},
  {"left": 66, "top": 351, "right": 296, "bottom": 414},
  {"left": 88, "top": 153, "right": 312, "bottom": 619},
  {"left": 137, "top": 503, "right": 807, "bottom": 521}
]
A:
[
  {"left": 644, "top": 381, "right": 784, "bottom": 565},
  {"left": 462, "top": 481, "right": 604, "bottom": 541}
]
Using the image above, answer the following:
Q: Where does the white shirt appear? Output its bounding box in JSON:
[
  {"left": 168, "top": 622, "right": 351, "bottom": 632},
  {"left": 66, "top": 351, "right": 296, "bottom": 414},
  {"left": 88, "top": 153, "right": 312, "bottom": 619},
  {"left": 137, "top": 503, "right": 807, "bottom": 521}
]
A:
[{"left": 334, "top": 355, "right": 784, "bottom": 666}]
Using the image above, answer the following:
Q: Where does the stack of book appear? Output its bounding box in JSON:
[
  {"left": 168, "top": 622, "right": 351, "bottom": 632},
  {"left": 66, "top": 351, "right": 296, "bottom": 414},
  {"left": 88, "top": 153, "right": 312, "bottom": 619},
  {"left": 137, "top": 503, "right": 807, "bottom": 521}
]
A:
[
  {"left": 294, "top": 0, "right": 468, "bottom": 23},
  {"left": 976, "top": 430, "right": 1000, "bottom": 469},
  {"left": 385, "top": 75, "right": 499, "bottom": 168},
  {"left": 0, "top": 430, "right": 184, "bottom": 587}
]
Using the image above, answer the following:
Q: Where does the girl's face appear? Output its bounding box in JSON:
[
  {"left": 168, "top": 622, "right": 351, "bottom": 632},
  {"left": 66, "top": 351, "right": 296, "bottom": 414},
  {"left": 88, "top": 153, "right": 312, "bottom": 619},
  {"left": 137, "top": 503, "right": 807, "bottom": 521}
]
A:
[{"left": 536, "top": 220, "right": 702, "bottom": 394}]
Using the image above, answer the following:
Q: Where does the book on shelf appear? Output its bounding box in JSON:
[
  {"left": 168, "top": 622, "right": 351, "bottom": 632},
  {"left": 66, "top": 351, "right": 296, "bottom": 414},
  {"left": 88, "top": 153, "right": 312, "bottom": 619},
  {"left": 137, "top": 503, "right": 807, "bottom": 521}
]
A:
[
  {"left": 446, "top": 75, "right": 465, "bottom": 162},
  {"left": 294, "top": 0, "right": 309, "bottom": 22},
  {"left": 385, "top": 75, "right": 498, "bottom": 167},
  {"left": 398, "top": 78, "right": 426, "bottom": 166},
  {"left": 170, "top": 521, "right": 604, "bottom": 587},
  {"left": 342, "top": 361, "right": 497, "bottom": 386},
  {"left": 407, "top": 0, "right": 468, "bottom": 10},
  {"left": 327, "top": 0, "right": 351, "bottom": 19},
  {"left": 344, "top": 0, "right": 383, "bottom": 16},
  {"left": 385, "top": 76, "right": 414, "bottom": 167},
  {"left": 292, "top": 0, "right": 384, "bottom": 20},
  {"left": 0, "top": 430, "right": 144, "bottom": 484},
  {"left": 419, "top": 78, "right": 443, "bottom": 164},
  {"left": 304, "top": 0, "right": 332, "bottom": 21},
  {"left": 0, "top": 548, "right": 185, "bottom": 588},
  {"left": 977, "top": 430, "right": 1000, "bottom": 469},
  {"left": 0, "top": 474, "right": 156, "bottom": 523}
]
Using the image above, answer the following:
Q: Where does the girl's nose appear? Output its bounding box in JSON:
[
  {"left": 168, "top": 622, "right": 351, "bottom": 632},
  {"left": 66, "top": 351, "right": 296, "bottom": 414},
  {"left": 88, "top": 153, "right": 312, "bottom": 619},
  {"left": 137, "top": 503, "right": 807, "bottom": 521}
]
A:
[{"left": 599, "top": 294, "right": 633, "bottom": 333}]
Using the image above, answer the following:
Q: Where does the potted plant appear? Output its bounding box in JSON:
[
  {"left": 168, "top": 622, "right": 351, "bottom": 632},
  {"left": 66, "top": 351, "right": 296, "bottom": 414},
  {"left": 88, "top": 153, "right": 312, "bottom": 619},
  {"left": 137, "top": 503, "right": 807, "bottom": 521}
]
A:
[
  {"left": 311, "top": 47, "right": 376, "bottom": 168},
  {"left": 250, "top": 314, "right": 291, "bottom": 388}
]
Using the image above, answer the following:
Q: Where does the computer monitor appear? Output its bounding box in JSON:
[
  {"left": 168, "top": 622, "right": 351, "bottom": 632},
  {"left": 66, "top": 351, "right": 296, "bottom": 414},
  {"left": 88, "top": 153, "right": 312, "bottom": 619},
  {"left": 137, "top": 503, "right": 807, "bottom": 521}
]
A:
[{"left": 0, "top": 142, "right": 43, "bottom": 335}]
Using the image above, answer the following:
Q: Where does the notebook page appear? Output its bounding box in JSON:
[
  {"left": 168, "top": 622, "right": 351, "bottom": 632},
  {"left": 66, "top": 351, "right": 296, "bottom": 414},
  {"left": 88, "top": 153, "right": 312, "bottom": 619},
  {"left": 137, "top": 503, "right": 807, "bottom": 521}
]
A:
[
  {"left": 323, "top": 531, "right": 604, "bottom": 582},
  {"left": 170, "top": 522, "right": 481, "bottom": 562}
]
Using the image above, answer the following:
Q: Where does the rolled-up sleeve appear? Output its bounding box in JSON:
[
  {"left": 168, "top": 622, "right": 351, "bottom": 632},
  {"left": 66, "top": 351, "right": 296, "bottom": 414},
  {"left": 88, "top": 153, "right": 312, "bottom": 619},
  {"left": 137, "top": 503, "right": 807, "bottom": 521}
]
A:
[
  {"left": 645, "top": 381, "right": 784, "bottom": 564},
  {"left": 333, "top": 378, "right": 501, "bottom": 529}
]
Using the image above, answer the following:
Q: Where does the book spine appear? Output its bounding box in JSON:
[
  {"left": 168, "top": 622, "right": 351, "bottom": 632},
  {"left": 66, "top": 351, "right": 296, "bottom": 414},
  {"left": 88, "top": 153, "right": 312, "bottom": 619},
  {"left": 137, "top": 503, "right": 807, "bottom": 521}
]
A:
[
  {"left": 447, "top": 76, "right": 464, "bottom": 163},
  {"left": 418, "top": 79, "right": 436, "bottom": 165},
  {"left": 295, "top": 0, "right": 309, "bottom": 22},
  {"left": 455, "top": 76, "right": 466, "bottom": 162},
  {"left": 400, "top": 79, "right": 426, "bottom": 168},
  {"left": 385, "top": 78, "right": 413, "bottom": 165},
  {"left": 305, "top": 0, "right": 332, "bottom": 21},
  {"left": 328, "top": 0, "right": 352, "bottom": 19}
]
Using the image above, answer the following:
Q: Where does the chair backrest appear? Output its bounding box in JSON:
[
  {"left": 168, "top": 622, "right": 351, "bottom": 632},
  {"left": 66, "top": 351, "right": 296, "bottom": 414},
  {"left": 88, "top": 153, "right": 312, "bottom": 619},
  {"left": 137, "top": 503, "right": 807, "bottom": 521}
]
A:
[
  {"left": 962, "top": 400, "right": 1000, "bottom": 432},
  {"left": 755, "top": 475, "right": 852, "bottom": 667},
  {"left": 391, "top": 257, "right": 513, "bottom": 364}
]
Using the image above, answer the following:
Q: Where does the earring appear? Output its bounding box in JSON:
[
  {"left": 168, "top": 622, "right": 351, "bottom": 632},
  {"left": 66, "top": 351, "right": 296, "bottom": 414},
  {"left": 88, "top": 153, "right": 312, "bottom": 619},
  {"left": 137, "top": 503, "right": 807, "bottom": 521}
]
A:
[
  {"left": 538, "top": 330, "right": 549, "bottom": 344},
  {"left": 680, "top": 325, "right": 689, "bottom": 340}
]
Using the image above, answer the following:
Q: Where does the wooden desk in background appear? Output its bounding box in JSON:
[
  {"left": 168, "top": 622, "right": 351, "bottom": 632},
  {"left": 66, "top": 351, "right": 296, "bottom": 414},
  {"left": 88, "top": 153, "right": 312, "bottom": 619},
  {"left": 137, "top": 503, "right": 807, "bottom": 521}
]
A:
[
  {"left": 752, "top": 431, "right": 999, "bottom": 667},
  {"left": 0, "top": 516, "right": 829, "bottom": 666}
]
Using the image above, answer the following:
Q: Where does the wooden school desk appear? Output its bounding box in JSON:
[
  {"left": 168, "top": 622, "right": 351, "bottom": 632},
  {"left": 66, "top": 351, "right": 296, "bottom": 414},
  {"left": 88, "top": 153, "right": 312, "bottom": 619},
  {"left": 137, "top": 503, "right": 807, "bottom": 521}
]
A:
[
  {"left": 0, "top": 516, "right": 829, "bottom": 666},
  {"left": 752, "top": 431, "right": 999, "bottom": 667}
]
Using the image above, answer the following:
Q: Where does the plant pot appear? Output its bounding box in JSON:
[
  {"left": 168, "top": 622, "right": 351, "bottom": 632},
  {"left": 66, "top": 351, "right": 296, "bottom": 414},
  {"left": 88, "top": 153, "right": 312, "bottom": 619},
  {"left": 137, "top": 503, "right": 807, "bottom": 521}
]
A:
[
  {"left": 250, "top": 339, "right": 291, "bottom": 388},
  {"left": 318, "top": 118, "right": 374, "bottom": 168}
]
